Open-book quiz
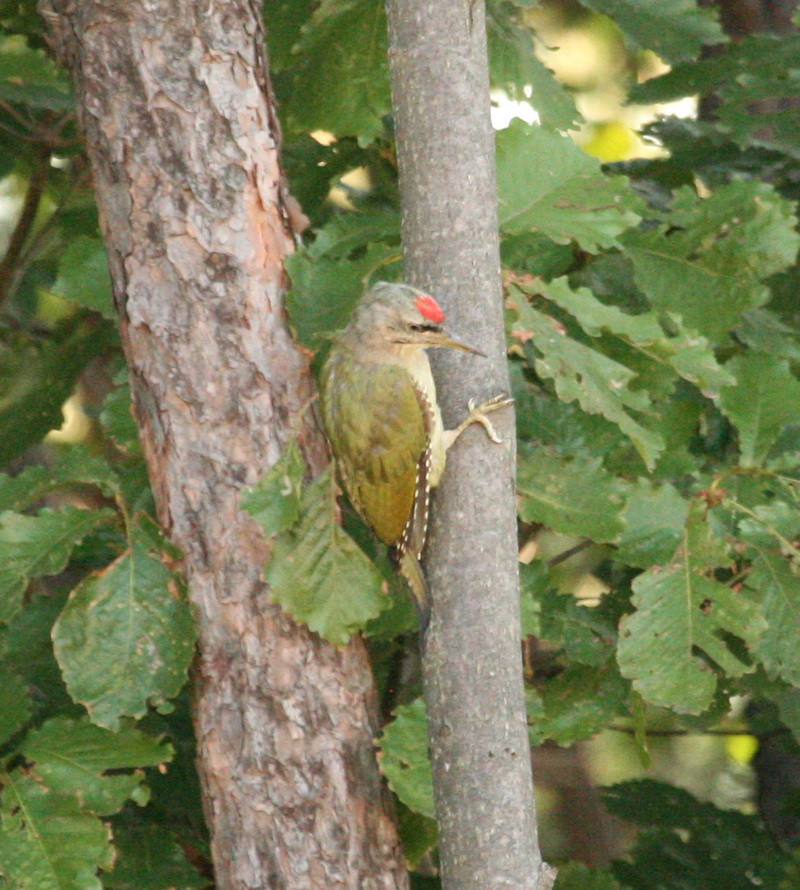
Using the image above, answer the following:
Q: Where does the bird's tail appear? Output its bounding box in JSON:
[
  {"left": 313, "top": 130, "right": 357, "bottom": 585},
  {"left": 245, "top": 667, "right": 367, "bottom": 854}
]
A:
[{"left": 398, "top": 550, "right": 431, "bottom": 638}]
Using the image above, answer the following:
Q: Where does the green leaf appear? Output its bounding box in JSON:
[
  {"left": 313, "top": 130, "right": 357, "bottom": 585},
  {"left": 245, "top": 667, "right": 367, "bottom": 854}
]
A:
[
  {"left": 0, "top": 446, "right": 121, "bottom": 514},
  {"left": 605, "top": 779, "right": 787, "bottom": 889},
  {"left": 99, "top": 373, "right": 141, "bottom": 455},
  {"left": 617, "top": 480, "right": 688, "bottom": 568},
  {"left": 747, "top": 553, "right": 800, "bottom": 687},
  {"left": 532, "top": 663, "right": 630, "bottom": 745},
  {"left": 736, "top": 310, "right": 800, "bottom": 364},
  {"left": 774, "top": 688, "right": 800, "bottom": 747},
  {"left": 0, "top": 506, "right": 117, "bottom": 625},
  {"left": 624, "top": 181, "right": 800, "bottom": 341},
  {"left": 617, "top": 505, "right": 764, "bottom": 714},
  {"left": 501, "top": 232, "right": 575, "bottom": 279},
  {"left": 21, "top": 717, "right": 173, "bottom": 817},
  {"left": 51, "top": 236, "right": 115, "bottom": 320},
  {"left": 510, "top": 294, "right": 664, "bottom": 467},
  {"left": 633, "top": 34, "right": 800, "bottom": 157},
  {"left": 519, "top": 561, "right": 546, "bottom": 638},
  {"left": 580, "top": 0, "right": 724, "bottom": 64},
  {"left": 262, "top": 0, "right": 315, "bottom": 72},
  {"left": 395, "top": 805, "right": 438, "bottom": 870},
  {"left": 0, "top": 587, "right": 71, "bottom": 713},
  {"left": 52, "top": 517, "right": 196, "bottom": 730},
  {"left": 0, "top": 318, "right": 116, "bottom": 467},
  {"left": 264, "top": 471, "right": 388, "bottom": 646},
  {"left": 737, "top": 500, "right": 800, "bottom": 553},
  {"left": 0, "top": 36, "right": 74, "bottom": 111},
  {"left": 286, "top": 0, "right": 391, "bottom": 144},
  {"left": 0, "top": 771, "right": 113, "bottom": 890},
  {"left": 717, "top": 354, "right": 800, "bottom": 468},
  {"left": 304, "top": 207, "right": 400, "bottom": 260},
  {"left": 497, "top": 121, "right": 642, "bottom": 251},
  {"left": 106, "top": 823, "right": 207, "bottom": 890},
  {"left": 0, "top": 673, "right": 32, "bottom": 746},
  {"left": 286, "top": 242, "right": 400, "bottom": 347},
  {"left": 537, "top": 585, "right": 618, "bottom": 666},
  {"left": 241, "top": 440, "right": 305, "bottom": 540},
  {"left": 487, "top": 4, "right": 580, "bottom": 130},
  {"left": 539, "top": 277, "right": 734, "bottom": 397},
  {"left": 378, "top": 698, "right": 434, "bottom": 819},
  {"left": 517, "top": 451, "right": 628, "bottom": 542}
]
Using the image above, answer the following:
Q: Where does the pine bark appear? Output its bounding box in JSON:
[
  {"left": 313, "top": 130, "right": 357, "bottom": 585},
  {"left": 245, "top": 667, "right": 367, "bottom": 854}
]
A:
[
  {"left": 384, "top": 0, "right": 554, "bottom": 888},
  {"left": 39, "top": 1, "right": 408, "bottom": 888}
]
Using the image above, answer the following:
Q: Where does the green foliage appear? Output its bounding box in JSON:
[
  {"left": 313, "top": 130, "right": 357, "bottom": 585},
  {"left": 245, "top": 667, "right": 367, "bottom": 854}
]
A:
[
  {"left": 52, "top": 516, "right": 197, "bottom": 730},
  {"left": 622, "top": 182, "right": 800, "bottom": 340},
  {"left": 718, "top": 354, "right": 800, "bottom": 466},
  {"left": 618, "top": 504, "right": 764, "bottom": 713},
  {"left": 517, "top": 451, "right": 628, "bottom": 541},
  {"left": 284, "top": 0, "right": 392, "bottom": 145},
  {"left": 4, "top": 0, "right": 800, "bottom": 885},
  {"left": 105, "top": 824, "right": 206, "bottom": 890},
  {"left": 51, "top": 236, "right": 115, "bottom": 320},
  {"left": 0, "top": 771, "right": 114, "bottom": 890},
  {"left": 497, "top": 121, "right": 642, "bottom": 251},
  {"left": 0, "top": 505, "right": 116, "bottom": 623},
  {"left": 263, "top": 471, "right": 388, "bottom": 646},
  {"left": 21, "top": 717, "right": 172, "bottom": 816},
  {"left": 579, "top": 0, "right": 725, "bottom": 63},
  {"left": 554, "top": 862, "right": 624, "bottom": 890},
  {"left": 240, "top": 438, "right": 304, "bottom": 539},
  {"left": 605, "top": 780, "right": 791, "bottom": 888},
  {"left": 378, "top": 698, "right": 436, "bottom": 819}
]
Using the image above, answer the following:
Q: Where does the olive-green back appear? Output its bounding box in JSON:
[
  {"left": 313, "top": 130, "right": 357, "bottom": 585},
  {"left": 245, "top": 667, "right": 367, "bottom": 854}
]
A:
[{"left": 321, "top": 352, "right": 428, "bottom": 548}]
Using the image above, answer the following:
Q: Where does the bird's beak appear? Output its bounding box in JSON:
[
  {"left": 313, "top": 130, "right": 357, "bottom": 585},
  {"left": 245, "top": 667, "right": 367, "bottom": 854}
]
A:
[{"left": 428, "top": 328, "right": 487, "bottom": 357}]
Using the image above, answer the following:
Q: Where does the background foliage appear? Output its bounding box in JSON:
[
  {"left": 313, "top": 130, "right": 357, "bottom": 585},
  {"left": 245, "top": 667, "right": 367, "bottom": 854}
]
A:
[{"left": 2, "top": 0, "right": 800, "bottom": 885}]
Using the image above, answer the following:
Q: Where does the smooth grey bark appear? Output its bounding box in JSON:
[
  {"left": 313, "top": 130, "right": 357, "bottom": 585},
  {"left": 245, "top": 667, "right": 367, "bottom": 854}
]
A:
[
  {"left": 385, "top": 1, "right": 555, "bottom": 888},
  {"left": 40, "top": 1, "right": 408, "bottom": 888}
]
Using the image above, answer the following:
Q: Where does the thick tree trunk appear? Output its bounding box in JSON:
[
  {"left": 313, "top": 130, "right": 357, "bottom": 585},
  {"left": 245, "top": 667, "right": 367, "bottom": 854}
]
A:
[
  {"left": 40, "top": 2, "right": 408, "bottom": 888},
  {"left": 384, "top": 1, "right": 554, "bottom": 888}
]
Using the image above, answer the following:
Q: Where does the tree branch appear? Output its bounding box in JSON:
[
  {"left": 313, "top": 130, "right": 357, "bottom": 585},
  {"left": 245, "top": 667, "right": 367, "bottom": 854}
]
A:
[{"left": 385, "top": 0, "right": 554, "bottom": 887}]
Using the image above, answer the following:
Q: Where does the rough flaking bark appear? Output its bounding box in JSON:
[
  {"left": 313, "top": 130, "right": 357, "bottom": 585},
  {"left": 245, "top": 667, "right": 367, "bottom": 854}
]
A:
[
  {"left": 384, "top": 1, "right": 556, "bottom": 888},
  {"left": 39, "top": 1, "right": 408, "bottom": 888}
]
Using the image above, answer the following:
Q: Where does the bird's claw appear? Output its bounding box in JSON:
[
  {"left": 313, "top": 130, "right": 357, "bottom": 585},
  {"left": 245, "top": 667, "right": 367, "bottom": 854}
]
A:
[{"left": 467, "top": 394, "right": 514, "bottom": 445}]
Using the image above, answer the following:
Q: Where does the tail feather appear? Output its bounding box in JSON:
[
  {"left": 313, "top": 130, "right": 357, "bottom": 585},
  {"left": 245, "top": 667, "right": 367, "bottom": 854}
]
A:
[{"left": 398, "top": 549, "right": 431, "bottom": 638}]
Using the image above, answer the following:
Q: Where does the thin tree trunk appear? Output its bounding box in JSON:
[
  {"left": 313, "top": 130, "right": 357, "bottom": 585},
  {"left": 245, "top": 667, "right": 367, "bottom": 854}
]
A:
[
  {"left": 40, "top": 2, "right": 408, "bottom": 888},
  {"left": 384, "top": 1, "right": 555, "bottom": 888}
]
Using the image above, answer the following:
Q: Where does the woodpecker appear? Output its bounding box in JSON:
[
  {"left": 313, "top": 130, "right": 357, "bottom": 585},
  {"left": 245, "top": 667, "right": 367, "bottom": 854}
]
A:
[{"left": 320, "top": 281, "right": 512, "bottom": 629}]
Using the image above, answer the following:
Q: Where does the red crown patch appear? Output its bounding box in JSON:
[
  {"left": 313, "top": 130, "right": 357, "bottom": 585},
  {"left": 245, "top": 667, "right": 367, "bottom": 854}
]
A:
[{"left": 415, "top": 295, "right": 445, "bottom": 324}]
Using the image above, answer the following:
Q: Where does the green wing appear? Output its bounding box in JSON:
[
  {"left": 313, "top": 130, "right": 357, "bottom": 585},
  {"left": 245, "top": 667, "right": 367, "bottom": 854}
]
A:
[{"left": 322, "top": 356, "right": 428, "bottom": 547}]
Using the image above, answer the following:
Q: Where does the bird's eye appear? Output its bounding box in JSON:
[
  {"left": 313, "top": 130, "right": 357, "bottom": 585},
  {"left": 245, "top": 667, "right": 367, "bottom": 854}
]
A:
[{"left": 408, "top": 322, "right": 437, "bottom": 333}]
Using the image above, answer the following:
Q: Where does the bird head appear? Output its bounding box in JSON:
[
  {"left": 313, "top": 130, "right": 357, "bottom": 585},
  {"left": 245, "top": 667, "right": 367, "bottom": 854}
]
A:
[{"left": 353, "top": 281, "right": 485, "bottom": 355}]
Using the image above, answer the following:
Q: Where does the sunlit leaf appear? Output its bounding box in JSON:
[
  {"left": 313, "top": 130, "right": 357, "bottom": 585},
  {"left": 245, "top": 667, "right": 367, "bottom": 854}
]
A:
[{"left": 497, "top": 121, "right": 642, "bottom": 251}]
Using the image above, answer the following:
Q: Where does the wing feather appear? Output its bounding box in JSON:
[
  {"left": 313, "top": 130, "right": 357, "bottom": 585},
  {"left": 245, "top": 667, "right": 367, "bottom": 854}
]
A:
[{"left": 322, "top": 358, "right": 433, "bottom": 549}]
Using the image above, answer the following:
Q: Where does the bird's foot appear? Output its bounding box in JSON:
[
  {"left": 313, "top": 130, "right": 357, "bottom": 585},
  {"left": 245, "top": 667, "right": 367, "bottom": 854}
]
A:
[
  {"left": 445, "top": 394, "right": 514, "bottom": 449},
  {"left": 466, "top": 394, "right": 514, "bottom": 444}
]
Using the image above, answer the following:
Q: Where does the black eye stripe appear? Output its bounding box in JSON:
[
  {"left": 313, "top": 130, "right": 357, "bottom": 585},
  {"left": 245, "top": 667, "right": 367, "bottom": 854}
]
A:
[{"left": 409, "top": 323, "right": 439, "bottom": 333}]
